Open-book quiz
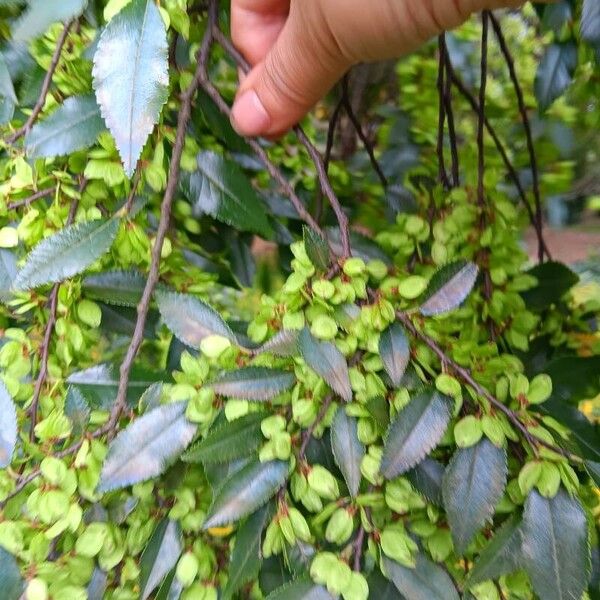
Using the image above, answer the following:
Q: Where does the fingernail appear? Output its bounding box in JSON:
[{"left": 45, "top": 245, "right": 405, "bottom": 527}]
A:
[{"left": 231, "top": 90, "right": 271, "bottom": 136}]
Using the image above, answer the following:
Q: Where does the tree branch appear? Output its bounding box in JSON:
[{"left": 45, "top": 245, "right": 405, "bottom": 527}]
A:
[
  {"left": 299, "top": 393, "right": 334, "bottom": 458},
  {"left": 7, "top": 187, "right": 56, "bottom": 211},
  {"left": 437, "top": 35, "right": 450, "bottom": 189}
]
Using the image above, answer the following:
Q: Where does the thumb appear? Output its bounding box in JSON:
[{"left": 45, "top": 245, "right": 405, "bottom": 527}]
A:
[{"left": 230, "top": 4, "right": 350, "bottom": 137}]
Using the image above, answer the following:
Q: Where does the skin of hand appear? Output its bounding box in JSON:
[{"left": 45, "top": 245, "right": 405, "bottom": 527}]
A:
[{"left": 230, "top": 0, "right": 541, "bottom": 137}]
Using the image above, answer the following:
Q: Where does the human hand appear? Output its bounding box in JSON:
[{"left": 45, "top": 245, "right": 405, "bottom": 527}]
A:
[{"left": 230, "top": 0, "right": 530, "bottom": 137}]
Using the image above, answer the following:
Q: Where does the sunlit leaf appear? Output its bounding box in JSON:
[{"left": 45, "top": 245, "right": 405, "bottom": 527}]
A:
[
  {"left": 0, "top": 381, "right": 17, "bottom": 468},
  {"left": 93, "top": 0, "right": 169, "bottom": 176},
  {"left": 12, "top": 0, "right": 87, "bottom": 42},
  {"left": 418, "top": 261, "right": 478, "bottom": 316},
  {"left": 331, "top": 408, "right": 364, "bottom": 497},
  {"left": 97, "top": 402, "right": 196, "bottom": 492},
  {"left": 203, "top": 459, "right": 288, "bottom": 529},
  {"left": 380, "top": 388, "right": 451, "bottom": 479},
  {"left": 442, "top": 439, "right": 507, "bottom": 554},
  {"left": 12, "top": 217, "right": 120, "bottom": 290},
  {"left": 210, "top": 367, "right": 296, "bottom": 401},
  {"left": 379, "top": 323, "right": 410, "bottom": 387},
  {"left": 0, "top": 548, "right": 24, "bottom": 600},
  {"left": 298, "top": 328, "right": 351, "bottom": 402},
  {"left": 82, "top": 269, "right": 146, "bottom": 307}
]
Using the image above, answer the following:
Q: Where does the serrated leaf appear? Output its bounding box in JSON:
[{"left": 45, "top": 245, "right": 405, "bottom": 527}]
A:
[
  {"left": 534, "top": 43, "right": 577, "bottom": 112},
  {"left": 82, "top": 269, "right": 146, "bottom": 307},
  {"left": 256, "top": 329, "right": 299, "bottom": 357},
  {"left": 379, "top": 323, "right": 410, "bottom": 387},
  {"left": 0, "top": 249, "right": 17, "bottom": 303},
  {"left": 25, "top": 94, "right": 104, "bottom": 158},
  {"left": 210, "top": 367, "right": 295, "bottom": 401},
  {"left": 223, "top": 504, "right": 272, "bottom": 600},
  {"left": 467, "top": 514, "right": 523, "bottom": 587},
  {"left": 442, "top": 439, "right": 507, "bottom": 555},
  {"left": 383, "top": 555, "right": 460, "bottom": 600},
  {"left": 11, "top": 0, "right": 87, "bottom": 42},
  {"left": 582, "top": 0, "right": 600, "bottom": 44},
  {"left": 419, "top": 261, "right": 478, "bottom": 316},
  {"left": 92, "top": 0, "right": 169, "bottom": 176},
  {"left": 303, "top": 226, "right": 330, "bottom": 271},
  {"left": 298, "top": 328, "right": 351, "bottom": 402},
  {"left": 0, "top": 52, "right": 17, "bottom": 104},
  {"left": 182, "top": 413, "right": 265, "bottom": 464},
  {"left": 0, "top": 547, "right": 24, "bottom": 600},
  {"left": 155, "top": 289, "right": 236, "bottom": 349},
  {"left": 406, "top": 457, "right": 445, "bottom": 506},
  {"left": 186, "top": 151, "right": 273, "bottom": 238},
  {"left": 0, "top": 381, "right": 17, "bottom": 468},
  {"left": 64, "top": 385, "right": 90, "bottom": 437},
  {"left": 98, "top": 402, "right": 196, "bottom": 492},
  {"left": 139, "top": 519, "right": 182, "bottom": 600},
  {"left": 331, "top": 408, "right": 364, "bottom": 497},
  {"left": 203, "top": 459, "right": 288, "bottom": 529},
  {"left": 380, "top": 388, "right": 451, "bottom": 479},
  {"left": 265, "top": 578, "right": 333, "bottom": 600},
  {"left": 12, "top": 217, "right": 120, "bottom": 290},
  {"left": 522, "top": 489, "right": 590, "bottom": 600}
]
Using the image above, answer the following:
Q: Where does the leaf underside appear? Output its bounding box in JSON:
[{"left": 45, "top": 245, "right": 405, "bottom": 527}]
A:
[
  {"left": 12, "top": 0, "right": 87, "bottom": 42},
  {"left": 379, "top": 323, "right": 410, "bottom": 387},
  {"left": 0, "top": 380, "right": 17, "bottom": 468},
  {"left": 210, "top": 367, "right": 296, "bottom": 401},
  {"left": 419, "top": 261, "right": 479, "bottom": 316}
]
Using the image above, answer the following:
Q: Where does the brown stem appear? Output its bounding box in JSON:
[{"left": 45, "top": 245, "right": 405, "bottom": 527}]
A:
[
  {"left": 298, "top": 393, "right": 334, "bottom": 458},
  {"left": 437, "top": 35, "right": 450, "bottom": 189},
  {"left": 442, "top": 45, "right": 460, "bottom": 187},
  {"left": 7, "top": 187, "right": 56, "bottom": 211}
]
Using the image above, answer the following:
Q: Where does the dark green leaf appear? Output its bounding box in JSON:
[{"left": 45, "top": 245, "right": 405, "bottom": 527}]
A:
[
  {"left": 331, "top": 407, "right": 364, "bottom": 497},
  {"left": 203, "top": 459, "right": 288, "bottom": 529},
  {"left": 586, "top": 461, "right": 600, "bottom": 486},
  {"left": 383, "top": 555, "right": 460, "bottom": 600},
  {"left": 97, "top": 402, "right": 196, "bottom": 492},
  {"left": 189, "top": 151, "right": 273, "bottom": 238},
  {"left": 367, "top": 571, "right": 404, "bottom": 599},
  {"left": 12, "top": 217, "right": 120, "bottom": 290},
  {"left": 380, "top": 388, "right": 451, "bottom": 479},
  {"left": 379, "top": 324, "right": 410, "bottom": 387},
  {"left": 0, "top": 547, "right": 24, "bottom": 600},
  {"left": 542, "top": 2, "right": 572, "bottom": 33},
  {"left": 25, "top": 94, "right": 104, "bottom": 158},
  {"left": 64, "top": 385, "right": 90, "bottom": 437},
  {"left": 12, "top": 0, "right": 87, "bottom": 42},
  {"left": 155, "top": 289, "right": 236, "bottom": 349},
  {"left": 522, "top": 489, "right": 590, "bottom": 600},
  {"left": 521, "top": 261, "right": 578, "bottom": 311},
  {"left": 303, "top": 226, "right": 330, "bottom": 272},
  {"left": 406, "top": 457, "right": 445, "bottom": 506},
  {"left": 87, "top": 567, "right": 108, "bottom": 600},
  {"left": 442, "top": 439, "right": 507, "bottom": 555},
  {"left": 542, "top": 356, "right": 600, "bottom": 406},
  {"left": 0, "top": 249, "right": 17, "bottom": 303},
  {"left": 210, "top": 367, "right": 295, "bottom": 401},
  {"left": 99, "top": 303, "right": 159, "bottom": 340},
  {"left": 223, "top": 504, "right": 272, "bottom": 600},
  {"left": 154, "top": 569, "right": 183, "bottom": 600},
  {"left": 0, "top": 381, "right": 17, "bottom": 468},
  {"left": 92, "top": 0, "right": 168, "bottom": 176},
  {"left": 366, "top": 395, "right": 390, "bottom": 432},
  {"left": 139, "top": 519, "right": 183, "bottom": 600},
  {"left": 298, "top": 328, "right": 351, "bottom": 402},
  {"left": 467, "top": 515, "right": 523, "bottom": 587},
  {"left": 265, "top": 578, "right": 333, "bottom": 600},
  {"left": 182, "top": 413, "right": 265, "bottom": 464},
  {"left": 0, "top": 51, "right": 16, "bottom": 104},
  {"left": 582, "top": 0, "right": 600, "bottom": 44},
  {"left": 535, "top": 43, "right": 577, "bottom": 112},
  {"left": 419, "top": 261, "right": 478, "bottom": 316},
  {"left": 257, "top": 329, "right": 299, "bottom": 358},
  {"left": 327, "top": 228, "right": 392, "bottom": 265}
]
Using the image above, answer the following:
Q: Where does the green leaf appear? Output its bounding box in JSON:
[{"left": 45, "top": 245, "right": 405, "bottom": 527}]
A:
[
  {"left": 303, "top": 226, "right": 330, "bottom": 272},
  {"left": 12, "top": 217, "right": 120, "bottom": 290},
  {"left": 0, "top": 547, "right": 24, "bottom": 600},
  {"left": 87, "top": 567, "right": 108, "bottom": 600},
  {"left": 383, "top": 555, "right": 460, "bottom": 600},
  {"left": 223, "top": 504, "right": 272, "bottom": 600},
  {"left": 0, "top": 381, "right": 17, "bottom": 468},
  {"left": 92, "top": 0, "right": 169, "bottom": 176},
  {"left": 582, "top": 0, "right": 600, "bottom": 44},
  {"left": 419, "top": 261, "right": 478, "bottom": 316},
  {"left": 442, "top": 439, "right": 507, "bottom": 555},
  {"left": 467, "top": 515, "right": 523, "bottom": 587},
  {"left": 331, "top": 407, "right": 364, "bottom": 497},
  {"left": 155, "top": 289, "right": 236, "bottom": 349},
  {"left": 25, "top": 94, "right": 104, "bottom": 158},
  {"left": 380, "top": 388, "right": 451, "bottom": 479},
  {"left": 210, "top": 367, "right": 295, "bottom": 401},
  {"left": 542, "top": 356, "right": 600, "bottom": 406},
  {"left": 521, "top": 261, "right": 578, "bottom": 311},
  {"left": 265, "top": 578, "right": 333, "bottom": 600},
  {"left": 379, "top": 323, "right": 410, "bottom": 387},
  {"left": 187, "top": 151, "right": 273, "bottom": 238},
  {"left": 139, "top": 519, "right": 183, "bottom": 600},
  {"left": 64, "top": 385, "right": 90, "bottom": 437},
  {"left": 82, "top": 269, "right": 146, "bottom": 307},
  {"left": 154, "top": 569, "right": 183, "bottom": 600},
  {"left": 0, "top": 249, "right": 17, "bottom": 303},
  {"left": 256, "top": 329, "right": 299, "bottom": 358},
  {"left": 367, "top": 571, "right": 404, "bottom": 599},
  {"left": 203, "top": 459, "right": 288, "bottom": 529},
  {"left": 182, "top": 413, "right": 265, "bottom": 464},
  {"left": 298, "top": 328, "right": 351, "bottom": 402},
  {"left": 97, "top": 402, "right": 196, "bottom": 492},
  {"left": 406, "top": 457, "right": 445, "bottom": 506},
  {"left": 522, "top": 489, "right": 590, "bottom": 600},
  {"left": 534, "top": 43, "right": 577, "bottom": 112},
  {"left": 0, "top": 52, "right": 17, "bottom": 104},
  {"left": 11, "top": 0, "right": 87, "bottom": 42}
]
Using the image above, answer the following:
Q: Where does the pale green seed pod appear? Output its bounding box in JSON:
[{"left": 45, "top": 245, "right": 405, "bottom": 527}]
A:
[
  {"left": 325, "top": 508, "right": 354, "bottom": 545},
  {"left": 307, "top": 465, "right": 339, "bottom": 500},
  {"left": 176, "top": 551, "right": 200, "bottom": 587},
  {"left": 278, "top": 513, "right": 296, "bottom": 545},
  {"left": 342, "top": 257, "right": 366, "bottom": 277},
  {"left": 288, "top": 507, "right": 311, "bottom": 542},
  {"left": 527, "top": 373, "right": 552, "bottom": 404},
  {"left": 342, "top": 572, "right": 369, "bottom": 600},
  {"left": 25, "top": 579, "right": 49, "bottom": 600},
  {"left": 261, "top": 415, "right": 286, "bottom": 439}
]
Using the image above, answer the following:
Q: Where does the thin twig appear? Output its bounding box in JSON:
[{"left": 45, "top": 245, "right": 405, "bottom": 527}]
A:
[
  {"left": 6, "top": 21, "right": 74, "bottom": 144},
  {"left": 489, "top": 13, "right": 547, "bottom": 263},
  {"left": 7, "top": 187, "right": 56, "bottom": 211},
  {"left": 477, "top": 13, "right": 489, "bottom": 211},
  {"left": 299, "top": 393, "right": 334, "bottom": 458},
  {"left": 442, "top": 43, "right": 460, "bottom": 187},
  {"left": 353, "top": 525, "right": 367, "bottom": 571},
  {"left": 436, "top": 35, "right": 450, "bottom": 189}
]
